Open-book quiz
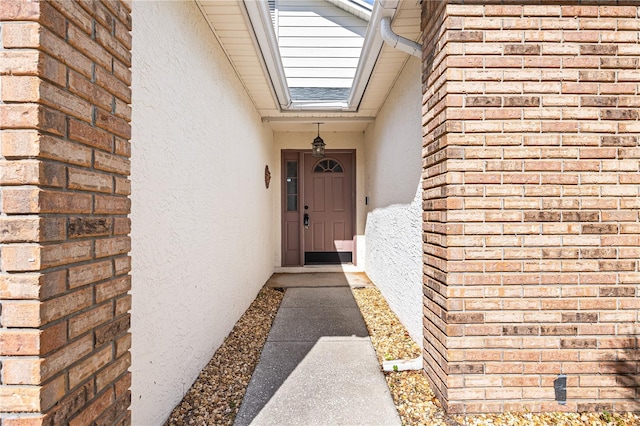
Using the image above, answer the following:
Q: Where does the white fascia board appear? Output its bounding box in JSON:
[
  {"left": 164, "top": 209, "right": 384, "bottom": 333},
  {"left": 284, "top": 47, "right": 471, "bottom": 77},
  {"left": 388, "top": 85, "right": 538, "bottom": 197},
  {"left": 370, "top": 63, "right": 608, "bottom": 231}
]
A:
[
  {"left": 289, "top": 101, "right": 351, "bottom": 111},
  {"left": 262, "top": 116, "right": 375, "bottom": 122},
  {"left": 243, "top": 0, "right": 292, "bottom": 110},
  {"left": 346, "top": 0, "right": 398, "bottom": 111}
]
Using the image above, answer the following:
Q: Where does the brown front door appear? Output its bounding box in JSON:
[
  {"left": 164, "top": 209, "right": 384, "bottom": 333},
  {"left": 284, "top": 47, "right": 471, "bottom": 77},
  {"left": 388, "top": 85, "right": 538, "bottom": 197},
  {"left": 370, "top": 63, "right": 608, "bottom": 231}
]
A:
[
  {"left": 281, "top": 150, "right": 355, "bottom": 266},
  {"left": 303, "top": 152, "right": 354, "bottom": 264}
]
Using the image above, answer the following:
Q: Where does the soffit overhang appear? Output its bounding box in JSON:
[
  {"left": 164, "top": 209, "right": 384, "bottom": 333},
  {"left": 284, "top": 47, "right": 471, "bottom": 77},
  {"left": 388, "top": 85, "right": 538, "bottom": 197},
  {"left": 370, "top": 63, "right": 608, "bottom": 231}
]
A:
[{"left": 195, "top": 0, "right": 421, "bottom": 132}]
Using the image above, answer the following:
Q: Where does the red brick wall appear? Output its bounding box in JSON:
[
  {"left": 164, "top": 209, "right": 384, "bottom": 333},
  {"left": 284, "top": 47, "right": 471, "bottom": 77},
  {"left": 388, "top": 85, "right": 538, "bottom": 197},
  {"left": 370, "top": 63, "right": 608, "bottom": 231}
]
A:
[
  {"left": 422, "top": 1, "right": 640, "bottom": 414},
  {"left": 1, "top": 1, "right": 132, "bottom": 424}
]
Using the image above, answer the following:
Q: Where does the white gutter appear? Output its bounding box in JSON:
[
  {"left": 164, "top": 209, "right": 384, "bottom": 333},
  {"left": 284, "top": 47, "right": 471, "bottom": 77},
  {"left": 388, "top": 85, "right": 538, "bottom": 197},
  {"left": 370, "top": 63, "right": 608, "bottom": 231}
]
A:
[
  {"left": 380, "top": 16, "right": 421, "bottom": 58},
  {"left": 243, "top": 0, "right": 291, "bottom": 110}
]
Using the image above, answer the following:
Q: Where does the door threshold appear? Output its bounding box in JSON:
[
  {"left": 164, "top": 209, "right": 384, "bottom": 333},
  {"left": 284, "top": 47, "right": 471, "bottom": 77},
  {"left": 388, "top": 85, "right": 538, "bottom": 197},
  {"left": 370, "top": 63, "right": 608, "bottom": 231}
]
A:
[{"left": 274, "top": 264, "right": 364, "bottom": 273}]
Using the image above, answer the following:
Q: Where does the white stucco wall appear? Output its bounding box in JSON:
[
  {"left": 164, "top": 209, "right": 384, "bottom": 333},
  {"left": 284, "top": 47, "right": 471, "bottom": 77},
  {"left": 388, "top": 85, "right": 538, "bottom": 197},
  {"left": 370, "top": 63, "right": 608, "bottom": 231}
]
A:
[
  {"left": 363, "top": 59, "right": 423, "bottom": 347},
  {"left": 131, "top": 2, "right": 274, "bottom": 424},
  {"left": 272, "top": 132, "right": 366, "bottom": 267}
]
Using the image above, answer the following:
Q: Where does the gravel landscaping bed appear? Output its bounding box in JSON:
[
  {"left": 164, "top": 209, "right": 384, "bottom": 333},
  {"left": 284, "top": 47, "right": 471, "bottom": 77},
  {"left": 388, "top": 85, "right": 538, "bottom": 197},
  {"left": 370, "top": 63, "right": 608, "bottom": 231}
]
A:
[
  {"left": 166, "top": 284, "right": 639, "bottom": 426},
  {"left": 352, "top": 287, "right": 640, "bottom": 426},
  {"left": 165, "top": 287, "right": 284, "bottom": 425},
  {"left": 351, "top": 287, "right": 457, "bottom": 426}
]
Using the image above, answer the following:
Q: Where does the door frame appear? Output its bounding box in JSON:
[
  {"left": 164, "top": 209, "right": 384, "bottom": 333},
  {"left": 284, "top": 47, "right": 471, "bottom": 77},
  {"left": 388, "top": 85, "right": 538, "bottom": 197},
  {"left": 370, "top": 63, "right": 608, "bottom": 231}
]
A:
[{"left": 281, "top": 149, "right": 356, "bottom": 266}]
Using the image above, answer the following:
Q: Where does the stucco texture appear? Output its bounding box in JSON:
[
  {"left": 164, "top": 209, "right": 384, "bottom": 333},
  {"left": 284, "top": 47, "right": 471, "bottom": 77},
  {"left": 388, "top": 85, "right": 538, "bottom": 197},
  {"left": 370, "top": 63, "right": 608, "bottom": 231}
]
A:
[
  {"left": 131, "top": 2, "right": 274, "bottom": 424},
  {"left": 363, "top": 59, "right": 423, "bottom": 348}
]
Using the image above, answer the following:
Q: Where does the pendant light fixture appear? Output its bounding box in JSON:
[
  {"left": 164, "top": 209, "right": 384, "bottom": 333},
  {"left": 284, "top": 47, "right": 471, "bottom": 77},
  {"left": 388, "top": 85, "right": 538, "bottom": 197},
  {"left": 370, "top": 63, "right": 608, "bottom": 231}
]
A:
[{"left": 311, "top": 122, "right": 326, "bottom": 158}]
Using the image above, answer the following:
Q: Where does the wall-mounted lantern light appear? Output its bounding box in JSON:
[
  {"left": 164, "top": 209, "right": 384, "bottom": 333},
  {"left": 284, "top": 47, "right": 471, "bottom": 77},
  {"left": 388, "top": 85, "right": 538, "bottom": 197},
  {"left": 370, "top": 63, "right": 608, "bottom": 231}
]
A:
[{"left": 311, "top": 122, "right": 325, "bottom": 158}]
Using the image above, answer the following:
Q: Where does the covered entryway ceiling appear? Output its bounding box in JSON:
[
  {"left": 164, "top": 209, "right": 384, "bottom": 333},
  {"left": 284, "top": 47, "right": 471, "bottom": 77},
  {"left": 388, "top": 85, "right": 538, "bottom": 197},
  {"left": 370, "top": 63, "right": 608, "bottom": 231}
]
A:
[{"left": 195, "top": 0, "right": 421, "bottom": 132}]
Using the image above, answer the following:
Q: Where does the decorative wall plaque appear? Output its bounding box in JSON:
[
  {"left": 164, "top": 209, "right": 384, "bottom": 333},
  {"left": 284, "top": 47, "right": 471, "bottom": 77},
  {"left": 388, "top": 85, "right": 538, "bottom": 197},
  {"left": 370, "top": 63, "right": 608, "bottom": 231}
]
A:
[{"left": 264, "top": 165, "right": 271, "bottom": 188}]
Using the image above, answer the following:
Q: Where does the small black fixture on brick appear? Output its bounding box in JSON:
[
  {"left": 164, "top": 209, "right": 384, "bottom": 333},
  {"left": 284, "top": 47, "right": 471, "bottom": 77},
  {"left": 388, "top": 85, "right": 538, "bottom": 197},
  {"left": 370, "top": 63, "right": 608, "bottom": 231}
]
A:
[{"left": 554, "top": 374, "right": 567, "bottom": 405}]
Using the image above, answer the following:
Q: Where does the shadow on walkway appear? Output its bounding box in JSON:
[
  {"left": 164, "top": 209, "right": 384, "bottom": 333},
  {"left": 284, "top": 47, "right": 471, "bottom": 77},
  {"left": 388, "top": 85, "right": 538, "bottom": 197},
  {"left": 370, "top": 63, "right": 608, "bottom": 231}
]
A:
[{"left": 234, "top": 274, "right": 400, "bottom": 426}]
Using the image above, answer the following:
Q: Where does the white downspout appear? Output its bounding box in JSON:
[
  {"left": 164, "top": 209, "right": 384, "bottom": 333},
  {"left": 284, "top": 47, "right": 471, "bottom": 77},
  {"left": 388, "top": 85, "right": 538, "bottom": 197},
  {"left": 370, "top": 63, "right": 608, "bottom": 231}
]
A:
[
  {"left": 378, "top": 3, "right": 422, "bottom": 372},
  {"left": 382, "top": 356, "right": 423, "bottom": 372},
  {"left": 380, "top": 16, "right": 421, "bottom": 58}
]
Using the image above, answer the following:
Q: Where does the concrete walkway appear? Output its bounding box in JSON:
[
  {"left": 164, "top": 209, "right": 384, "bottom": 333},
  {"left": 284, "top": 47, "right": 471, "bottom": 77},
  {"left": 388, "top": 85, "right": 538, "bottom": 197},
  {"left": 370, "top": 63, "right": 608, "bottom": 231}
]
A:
[{"left": 235, "top": 275, "right": 401, "bottom": 426}]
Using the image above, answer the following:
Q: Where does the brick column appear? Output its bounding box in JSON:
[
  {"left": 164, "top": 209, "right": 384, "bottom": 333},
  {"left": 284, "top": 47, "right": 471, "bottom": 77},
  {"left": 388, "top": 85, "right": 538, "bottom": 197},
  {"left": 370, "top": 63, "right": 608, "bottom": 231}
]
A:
[
  {"left": 422, "top": 1, "right": 639, "bottom": 414},
  {"left": 1, "top": 1, "right": 131, "bottom": 424}
]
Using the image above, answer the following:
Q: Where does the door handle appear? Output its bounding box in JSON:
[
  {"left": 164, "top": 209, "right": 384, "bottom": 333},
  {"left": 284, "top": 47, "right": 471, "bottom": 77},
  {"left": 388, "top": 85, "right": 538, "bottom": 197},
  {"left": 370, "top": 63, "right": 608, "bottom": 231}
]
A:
[{"left": 304, "top": 213, "right": 309, "bottom": 228}]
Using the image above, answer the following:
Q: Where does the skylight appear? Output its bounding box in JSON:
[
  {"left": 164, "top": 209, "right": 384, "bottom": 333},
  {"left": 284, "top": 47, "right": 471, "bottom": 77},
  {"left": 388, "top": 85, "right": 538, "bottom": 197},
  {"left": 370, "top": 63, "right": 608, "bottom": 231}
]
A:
[
  {"left": 243, "top": 0, "right": 403, "bottom": 111},
  {"left": 273, "top": 0, "right": 368, "bottom": 104}
]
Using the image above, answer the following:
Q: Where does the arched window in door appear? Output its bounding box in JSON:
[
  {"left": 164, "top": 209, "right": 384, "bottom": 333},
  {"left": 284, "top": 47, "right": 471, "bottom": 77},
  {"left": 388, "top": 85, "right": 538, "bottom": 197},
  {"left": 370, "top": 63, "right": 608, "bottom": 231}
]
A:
[{"left": 313, "top": 158, "right": 344, "bottom": 173}]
